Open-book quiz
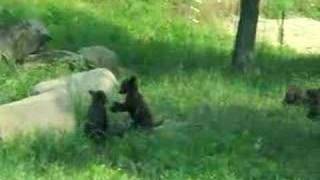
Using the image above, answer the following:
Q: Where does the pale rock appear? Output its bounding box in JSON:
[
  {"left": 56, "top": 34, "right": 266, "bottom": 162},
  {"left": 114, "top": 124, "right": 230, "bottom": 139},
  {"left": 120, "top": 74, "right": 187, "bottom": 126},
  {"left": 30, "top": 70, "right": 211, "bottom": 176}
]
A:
[{"left": 0, "top": 68, "right": 118, "bottom": 139}]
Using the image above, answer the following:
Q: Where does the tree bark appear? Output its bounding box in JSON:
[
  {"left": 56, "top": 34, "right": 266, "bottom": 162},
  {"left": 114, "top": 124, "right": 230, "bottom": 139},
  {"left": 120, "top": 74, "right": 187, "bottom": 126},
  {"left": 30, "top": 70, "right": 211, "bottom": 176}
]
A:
[
  {"left": 232, "top": 0, "right": 260, "bottom": 72},
  {"left": 278, "top": 10, "right": 286, "bottom": 47}
]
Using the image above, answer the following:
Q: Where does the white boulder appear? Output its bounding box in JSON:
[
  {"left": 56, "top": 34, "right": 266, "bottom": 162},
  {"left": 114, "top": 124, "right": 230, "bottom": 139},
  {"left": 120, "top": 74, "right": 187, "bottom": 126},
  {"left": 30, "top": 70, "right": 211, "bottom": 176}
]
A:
[{"left": 0, "top": 68, "right": 118, "bottom": 139}]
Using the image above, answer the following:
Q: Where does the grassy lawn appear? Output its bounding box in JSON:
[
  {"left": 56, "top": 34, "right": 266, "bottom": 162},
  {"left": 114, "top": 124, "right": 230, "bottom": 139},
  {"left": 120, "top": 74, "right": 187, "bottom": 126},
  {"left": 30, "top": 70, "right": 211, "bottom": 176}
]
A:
[{"left": 0, "top": 0, "right": 320, "bottom": 179}]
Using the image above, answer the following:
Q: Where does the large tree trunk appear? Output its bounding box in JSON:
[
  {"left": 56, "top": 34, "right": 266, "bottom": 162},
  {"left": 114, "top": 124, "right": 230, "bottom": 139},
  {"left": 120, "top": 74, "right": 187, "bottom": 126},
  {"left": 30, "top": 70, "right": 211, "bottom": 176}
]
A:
[{"left": 232, "top": 0, "right": 260, "bottom": 72}]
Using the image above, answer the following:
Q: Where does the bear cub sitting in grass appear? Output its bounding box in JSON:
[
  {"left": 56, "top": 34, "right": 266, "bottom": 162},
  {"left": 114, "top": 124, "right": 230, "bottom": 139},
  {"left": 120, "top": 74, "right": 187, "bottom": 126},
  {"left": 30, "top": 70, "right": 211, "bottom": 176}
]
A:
[
  {"left": 283, "top": 85, "right": 307, "bottom": 105},
  {"left": 305, "top": 89, "right": 320, "bottom": 119},
  {"left": 283, "top": 85, "right": 320, "bottom": 119},
  {"left": 111, "top": 76, "right": 163, "bottom": 129},
  {"left": 85, "top": 90, "right": 109, "bottom": 143}
]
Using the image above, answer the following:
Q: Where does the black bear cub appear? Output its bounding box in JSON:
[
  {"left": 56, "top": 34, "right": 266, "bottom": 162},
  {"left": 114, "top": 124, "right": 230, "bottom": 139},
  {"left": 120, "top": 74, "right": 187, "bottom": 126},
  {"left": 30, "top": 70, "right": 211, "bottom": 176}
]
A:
[
  {"left": 306, "top": 89, "right": 320, "bottom": 119},
  {"left": 283, "top": 85, "right": 307, "bottom": 105},
  {"left": 283, "top": 85, "right": 320, "bottom": 119},
  {"left": 85, "top": 90, "right": 109, "bottom": 143},
  {"left": 111, "top": 76, "right": 162, "bottom": 129}
]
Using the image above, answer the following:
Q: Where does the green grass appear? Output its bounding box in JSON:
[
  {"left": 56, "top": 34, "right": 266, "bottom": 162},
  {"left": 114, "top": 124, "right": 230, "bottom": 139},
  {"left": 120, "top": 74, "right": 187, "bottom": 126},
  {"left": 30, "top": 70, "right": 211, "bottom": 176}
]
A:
[
  {"left": 172, "top": 0, "right": 320, "bottom": 21},
  {"left": 1, "top": 0, "right": 320, "bottom": 179},
  {"left": 0, "top": 62, "right": 71, "bottom": 104}
]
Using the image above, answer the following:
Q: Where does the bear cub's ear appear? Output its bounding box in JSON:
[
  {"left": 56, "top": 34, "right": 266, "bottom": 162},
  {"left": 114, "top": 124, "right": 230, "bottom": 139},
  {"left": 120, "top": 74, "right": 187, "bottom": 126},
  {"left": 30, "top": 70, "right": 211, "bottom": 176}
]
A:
[
  {"left": 89, "top": 90, "right": 95, "bottom": 96},
  {"left": 88, "top": 90, "right": 108, "bottom": 103},
  {"left": 129, "top": 76, "right": 137, "bottom": 84},
  {"left": 127, "top": 76, "right": 138, "bottom": 90}
]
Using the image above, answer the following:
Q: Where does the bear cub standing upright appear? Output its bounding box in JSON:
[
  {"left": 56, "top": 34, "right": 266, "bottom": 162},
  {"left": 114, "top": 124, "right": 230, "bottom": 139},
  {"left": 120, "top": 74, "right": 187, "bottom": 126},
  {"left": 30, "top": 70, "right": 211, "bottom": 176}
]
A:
[
  {"left": 111, "top": 76, "right": 162, "bottom": 129},
  {"left": 85, "top": 90, "right": 109, "bottom": 143}
]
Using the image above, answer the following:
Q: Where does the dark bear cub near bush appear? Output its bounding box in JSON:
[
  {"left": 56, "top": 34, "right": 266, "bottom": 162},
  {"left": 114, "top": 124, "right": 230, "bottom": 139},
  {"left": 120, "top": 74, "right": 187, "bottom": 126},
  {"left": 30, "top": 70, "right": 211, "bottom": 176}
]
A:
[
  {"left": 85, "top": 90, "right": 109, "bottom": 143},
  {"left": 283, "top": 85, "right": 320, "bottom": 119},
  {"left": 305, "top": 89, "right": 320, "bottom": 119},
  {"left": 283, "top": 85, "right": 307, "bottom": 105},
  {"left": 111, "top": 76, "right": 163, "bottom": 129}
]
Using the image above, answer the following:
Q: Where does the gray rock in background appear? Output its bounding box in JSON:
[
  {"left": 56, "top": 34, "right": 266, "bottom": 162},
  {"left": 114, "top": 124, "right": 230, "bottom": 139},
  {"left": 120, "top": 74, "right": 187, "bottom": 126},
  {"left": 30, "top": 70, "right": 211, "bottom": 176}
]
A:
[
  {"left": 0, "top": 19, "right": 51, "bottom": 64},
  {"left": 25, "top": 49, "right": 89, "bottom": 70},
  {"left": 78, "top": 46, "right": 120, "bottom": 75},
  {"left": 26, "top": 50, "right": 82, "bottom": 63},
  {"left": 26, "top": 46, "right": 123, "bottom": 74}
]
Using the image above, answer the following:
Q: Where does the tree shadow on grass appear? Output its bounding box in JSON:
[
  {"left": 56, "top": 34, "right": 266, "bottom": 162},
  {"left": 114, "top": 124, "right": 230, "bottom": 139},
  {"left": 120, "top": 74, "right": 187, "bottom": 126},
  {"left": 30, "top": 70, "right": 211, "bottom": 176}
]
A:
[
  {"left": 3, "top": 102, "right": 320, "bottom": 179},
  {"left": 49, "top": 10, "right": 319, "bottom": 103},
  {"left": 4, "top": 1, "right": 319, "bottom": 91},
  {"left": 48, "top": 6, "right": 320, "bottom": 92}
]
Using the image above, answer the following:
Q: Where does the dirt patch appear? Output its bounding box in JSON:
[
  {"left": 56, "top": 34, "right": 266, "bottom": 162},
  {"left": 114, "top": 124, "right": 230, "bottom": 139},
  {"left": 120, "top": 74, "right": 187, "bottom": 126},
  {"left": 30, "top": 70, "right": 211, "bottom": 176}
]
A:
[{"left": 226, "top": 17, "right": 320, "bottom": 54}]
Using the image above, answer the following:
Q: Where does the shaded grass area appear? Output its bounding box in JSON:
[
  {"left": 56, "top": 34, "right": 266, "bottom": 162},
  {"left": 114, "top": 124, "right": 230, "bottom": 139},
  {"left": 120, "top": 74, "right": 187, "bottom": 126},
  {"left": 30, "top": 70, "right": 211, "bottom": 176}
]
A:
[{"left": 0, "top": 0, "right": 320, "bottom": 179}]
